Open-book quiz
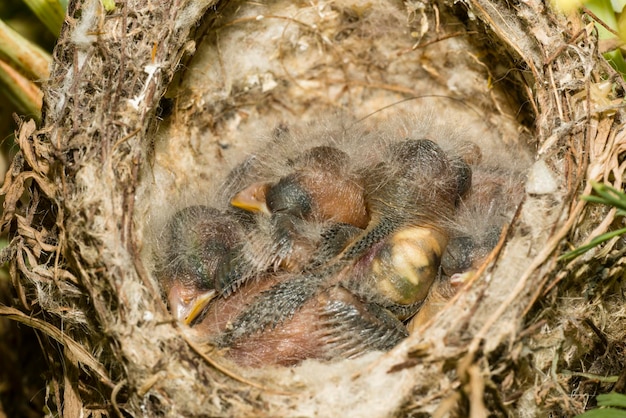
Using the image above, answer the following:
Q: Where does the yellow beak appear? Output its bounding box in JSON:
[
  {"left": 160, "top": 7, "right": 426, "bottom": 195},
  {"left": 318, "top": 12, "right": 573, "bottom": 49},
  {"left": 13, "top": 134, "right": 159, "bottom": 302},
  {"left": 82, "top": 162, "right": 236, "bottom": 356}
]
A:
[
  {"left": 230, "top": 182, "right": 271, "bottom": 215},
  {"left": 168, "top": 283, "right": 217, "bottom": 325}
]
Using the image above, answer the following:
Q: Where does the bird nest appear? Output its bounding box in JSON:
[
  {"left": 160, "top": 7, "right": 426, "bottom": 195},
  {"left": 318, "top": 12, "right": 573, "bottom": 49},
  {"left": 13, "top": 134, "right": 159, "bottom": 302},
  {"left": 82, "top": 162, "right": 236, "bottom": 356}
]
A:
[{"left": 1, "top": 0, "right": 625, "bottom": 416}]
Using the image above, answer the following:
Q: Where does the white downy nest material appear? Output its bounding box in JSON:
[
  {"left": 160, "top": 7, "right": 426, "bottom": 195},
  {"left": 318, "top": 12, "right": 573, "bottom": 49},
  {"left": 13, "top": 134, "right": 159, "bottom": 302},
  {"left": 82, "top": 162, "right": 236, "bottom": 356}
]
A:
[{"left": 2, "top": 0, "right": 626, "bottom": 416}]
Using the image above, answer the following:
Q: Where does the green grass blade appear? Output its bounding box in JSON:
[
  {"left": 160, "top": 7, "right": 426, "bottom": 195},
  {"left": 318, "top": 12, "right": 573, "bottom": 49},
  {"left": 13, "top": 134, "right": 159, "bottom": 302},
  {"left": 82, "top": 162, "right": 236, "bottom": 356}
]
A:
[
  {"left": 21, "top": 0, "right": 66, "bottom": 36},
  {"left": 560, "top": 182, "right": 626, "bottom": 260},
  {"left": 0, "top": 59, "right": 42, "bottom": 120},
  {"left": 583, "top": 193, "right": 626, "bottom": 211},
  {"left": 559, "top": 226, "right": 626, "bottom": 260},
  {"left": 0, "top": 19, "right": 51, "bottom": 81},
  {"left": 584, "top": 182, "right": 626, "bottom": 212}
]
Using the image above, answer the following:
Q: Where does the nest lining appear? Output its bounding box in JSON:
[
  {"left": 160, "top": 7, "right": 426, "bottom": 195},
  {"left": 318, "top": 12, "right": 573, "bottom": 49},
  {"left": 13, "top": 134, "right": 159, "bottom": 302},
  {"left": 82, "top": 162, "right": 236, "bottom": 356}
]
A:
[{"left": 1, "top": 0, "right": 625, "bottom": 416}]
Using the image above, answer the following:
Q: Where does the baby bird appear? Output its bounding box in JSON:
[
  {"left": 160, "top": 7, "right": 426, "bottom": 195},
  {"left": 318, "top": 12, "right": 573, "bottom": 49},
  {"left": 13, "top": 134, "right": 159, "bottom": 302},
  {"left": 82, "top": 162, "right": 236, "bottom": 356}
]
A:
[
  {"left": 193, "top": 274, "right": 407, "bottom": 367},
  {"left": 441, "top": 155, "right": 527, "bottom": 277},
  {"left": 231, "top": 145, "right": 369, "bottom": 273},
  {"left": 231, "top": 145, "right": 369, "bottom": 228},
  {"left": 155, "top": 115, "right": 529, "bottom": 368},
  {"left": 338, "top": 138, "right": 471, "bottom": 317},
  {"left": 155, "top": 205, "right": 243, "bottom": 324},
  {"left": 409, "top": 147, "right": 529, "bottom": 331},
  {"left": 223, "top": 126, "right": 373, "bottom": 289},
  {"left": 187, "top": 137, "right": 472, "bottom": 367}
]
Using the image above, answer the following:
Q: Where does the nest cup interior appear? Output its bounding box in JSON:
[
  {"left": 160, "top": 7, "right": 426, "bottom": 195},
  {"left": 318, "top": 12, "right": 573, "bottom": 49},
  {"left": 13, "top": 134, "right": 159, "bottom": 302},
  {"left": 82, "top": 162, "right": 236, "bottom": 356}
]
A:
[
  {"left": 142, "top": 0, "right": 535, "bottom": 373},
  {"left": 145, "top": 0, "right": 534, "bottom": 203}
]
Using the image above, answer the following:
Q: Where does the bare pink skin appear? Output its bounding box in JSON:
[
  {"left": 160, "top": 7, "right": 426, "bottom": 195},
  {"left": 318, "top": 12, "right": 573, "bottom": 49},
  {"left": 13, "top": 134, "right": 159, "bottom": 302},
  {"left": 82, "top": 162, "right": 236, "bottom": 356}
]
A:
[{"left": 191, "top": 276, "right": 325, "bottom": 367}]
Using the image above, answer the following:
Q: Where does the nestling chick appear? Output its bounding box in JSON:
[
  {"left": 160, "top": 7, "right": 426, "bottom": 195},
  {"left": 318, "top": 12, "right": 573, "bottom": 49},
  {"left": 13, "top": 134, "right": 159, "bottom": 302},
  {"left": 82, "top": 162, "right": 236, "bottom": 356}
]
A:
[
  {"left": 338, "top": 138, "right": 471, "bottom": 317},
  {"left": 441, "top": 154, "right": 527, "bottom": 276},
  {"left": 231, "top": 145, "right": 369, "bottom": 228},
  {"left": 155, "top": 114, "right": 529, "bottom": 368},
  {"left": 155, "top": 205, "right": 244, "bottom": 324},
  {"left": 192, "top": 274, "right": 407, "bottom": 367},
  {"left": 193, "top": 137, "right": 469, "bottom": 366},
  {"left": 409, "top": 141, "right": 529, "bottom": 330},
  {"left": 223, "top": 123, "right": 373, "bottom": 287}
]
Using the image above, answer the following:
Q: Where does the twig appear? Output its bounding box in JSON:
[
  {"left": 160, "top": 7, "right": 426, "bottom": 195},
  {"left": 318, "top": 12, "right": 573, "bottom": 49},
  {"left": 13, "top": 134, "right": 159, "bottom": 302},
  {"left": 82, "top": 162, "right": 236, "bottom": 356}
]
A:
[
  {"left": 180, "top": 331, "right": 296, "bottom": 396},
  {"left": 583, "top": 7, "right": 621, "bottom": 39},
  {"left": 111, "top": 379, "right": 127, "bottom": 418}
]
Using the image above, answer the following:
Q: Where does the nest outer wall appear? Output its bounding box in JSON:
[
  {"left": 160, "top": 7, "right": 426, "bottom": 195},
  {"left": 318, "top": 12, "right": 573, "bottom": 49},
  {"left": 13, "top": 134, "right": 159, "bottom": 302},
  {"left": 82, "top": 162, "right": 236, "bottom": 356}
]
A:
[{"left": 1, "top": 0, "right": 626, "bottom": 417}]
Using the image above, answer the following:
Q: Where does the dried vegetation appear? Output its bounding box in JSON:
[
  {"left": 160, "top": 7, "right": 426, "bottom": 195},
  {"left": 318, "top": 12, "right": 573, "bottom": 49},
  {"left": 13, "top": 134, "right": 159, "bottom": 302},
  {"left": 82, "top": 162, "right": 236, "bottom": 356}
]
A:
[{"left": 1, "top": 0, "right": 625, "bottom": 416}]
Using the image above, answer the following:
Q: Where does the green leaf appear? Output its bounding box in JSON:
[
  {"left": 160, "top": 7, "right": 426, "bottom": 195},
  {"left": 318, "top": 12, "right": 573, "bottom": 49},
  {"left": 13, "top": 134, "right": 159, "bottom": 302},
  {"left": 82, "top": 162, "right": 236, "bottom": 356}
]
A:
[
  {"left": 603, "top": 49, "right": 626, "bottom": 77},
  {"left": 598, "top": 393, "right": 626, "bottom": 408},
  {"left": 586, "top": 0, "right": 619, "bottom": 39},
  {"left": 100, "top": 0, "right": 116, "bottom": 12},
  {"left": 577, "top": 408, "right": 626, "bottom": 418}
]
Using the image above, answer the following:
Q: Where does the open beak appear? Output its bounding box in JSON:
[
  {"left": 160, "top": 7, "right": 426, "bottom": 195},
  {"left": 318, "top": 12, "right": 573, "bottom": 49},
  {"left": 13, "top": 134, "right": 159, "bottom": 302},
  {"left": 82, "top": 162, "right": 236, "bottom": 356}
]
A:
[
  {"left": 168, "top": 283, "right": 217, "bottom": 325},
  {"left": 230, "top": 182, "right": 271, "bottom": 215}
]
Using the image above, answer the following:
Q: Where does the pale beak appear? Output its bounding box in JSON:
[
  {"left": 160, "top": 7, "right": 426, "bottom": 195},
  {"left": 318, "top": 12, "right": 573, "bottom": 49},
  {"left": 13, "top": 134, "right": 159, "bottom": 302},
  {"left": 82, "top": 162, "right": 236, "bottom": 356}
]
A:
[
  {"left": 168, "top": 283, "right": 217, "bottom": 325},
  {"left": 230, "top": 182, "right": 271, "bottom": 215}
]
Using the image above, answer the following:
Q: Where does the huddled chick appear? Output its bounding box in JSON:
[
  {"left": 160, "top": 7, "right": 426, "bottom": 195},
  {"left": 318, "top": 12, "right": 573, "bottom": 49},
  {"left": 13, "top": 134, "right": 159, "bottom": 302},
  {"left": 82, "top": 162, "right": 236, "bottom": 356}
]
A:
[
  {"left": 155, "top": 205, "right": 244, "bottom": 324},
  {"left": 154, "top": 115, "right": 528, "bottom": 367}
]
